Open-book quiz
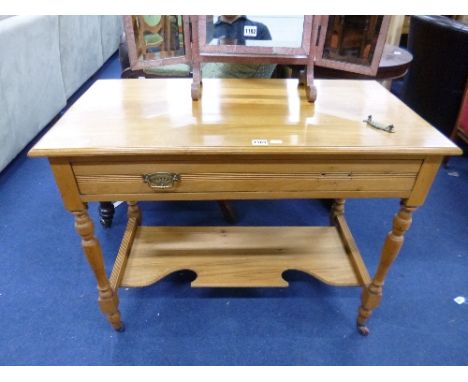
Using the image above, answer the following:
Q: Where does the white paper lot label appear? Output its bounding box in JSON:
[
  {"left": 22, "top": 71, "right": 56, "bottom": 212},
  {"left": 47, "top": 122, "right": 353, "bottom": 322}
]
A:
[
  {"left": 244, "top": 26, "right": 257, "bottom": 37},
  {"left": 252, "top": 139, "right": 268, "bottom": 145}
]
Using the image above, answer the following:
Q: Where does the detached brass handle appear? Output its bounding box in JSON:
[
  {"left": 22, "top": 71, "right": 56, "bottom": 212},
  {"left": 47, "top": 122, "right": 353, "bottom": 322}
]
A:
[
  {"left": 143, "top": 172, "right": 181, "bottom": 190},
  {"left": 363, "top": 115, "right": 395, "bottom": 133}
]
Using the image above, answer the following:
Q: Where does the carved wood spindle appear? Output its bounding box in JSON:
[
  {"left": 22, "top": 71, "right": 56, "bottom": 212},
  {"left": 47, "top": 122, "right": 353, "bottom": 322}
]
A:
[
  {"left": 357, "top": 202, "right": 416, "bottom": 335},
  {"left": 73, "top": 209, "right": 124, "bottom": 331},
  {"left": 331, "top": 198, "right": 346, "bottom": 223},
  {"left": 127, "top": 201, "right": 141, "bottom": 223}
]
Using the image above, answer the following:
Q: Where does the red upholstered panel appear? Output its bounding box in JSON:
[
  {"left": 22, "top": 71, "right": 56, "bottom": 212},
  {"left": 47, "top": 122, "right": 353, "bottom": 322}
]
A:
[{"left": 459, "top": 94, "right": 468, "bottom": 133}]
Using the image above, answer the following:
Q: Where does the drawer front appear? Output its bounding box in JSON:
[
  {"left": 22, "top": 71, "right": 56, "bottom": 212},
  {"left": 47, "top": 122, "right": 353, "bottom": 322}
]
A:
[{"left": 72, "top": 159, "right": 422, "bottom": 198}]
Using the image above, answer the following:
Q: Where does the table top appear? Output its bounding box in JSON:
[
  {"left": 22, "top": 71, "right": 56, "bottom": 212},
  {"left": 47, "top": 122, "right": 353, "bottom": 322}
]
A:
[{"left": 29, "top": 79, "right": 461, "bottom": 158}]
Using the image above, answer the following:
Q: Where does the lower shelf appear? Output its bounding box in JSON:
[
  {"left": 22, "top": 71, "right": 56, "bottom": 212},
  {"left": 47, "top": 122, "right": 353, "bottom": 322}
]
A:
[{"left": 117, "top": 226, "right": 365, "bottom": 288}]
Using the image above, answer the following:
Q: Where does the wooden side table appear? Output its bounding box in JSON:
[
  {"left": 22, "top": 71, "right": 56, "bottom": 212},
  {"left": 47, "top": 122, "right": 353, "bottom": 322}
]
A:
[{"left": 29, "top": 79, "right": 460, "bottom": 334}]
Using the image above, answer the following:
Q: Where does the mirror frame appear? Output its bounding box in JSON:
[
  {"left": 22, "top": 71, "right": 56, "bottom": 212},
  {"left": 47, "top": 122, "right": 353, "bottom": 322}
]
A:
[
  {"left": 123, "top": 15, "right": 192, "bottom": 71},
  {"left": 314, "top": 15, "right": 391, "bottom": 76},
  {"left": 196, "top": 15, "right": 314, "bottom": 59},
  {"left": 190, "top": 15, "right": 319, "bottom": 102}
]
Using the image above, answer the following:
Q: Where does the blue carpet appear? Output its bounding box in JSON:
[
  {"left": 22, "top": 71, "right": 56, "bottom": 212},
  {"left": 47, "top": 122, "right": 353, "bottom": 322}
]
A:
[{"left": 0, "top": 54, "right": 467, "bottom": 365}]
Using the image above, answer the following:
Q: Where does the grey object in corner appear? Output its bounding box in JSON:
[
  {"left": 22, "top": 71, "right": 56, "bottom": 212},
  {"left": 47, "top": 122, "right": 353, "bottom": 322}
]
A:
[
  {"left": 58, "top": 16, "right": 105, "bottom": 99},
  {"left": 0, "top": 16, "right": 66, "bottom": 173}
]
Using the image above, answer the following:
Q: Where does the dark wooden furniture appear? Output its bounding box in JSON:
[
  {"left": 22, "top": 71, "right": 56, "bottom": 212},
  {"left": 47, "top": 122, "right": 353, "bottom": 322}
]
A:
[{"left": 401, "top": 16, "right": 468, "bottom": 137}]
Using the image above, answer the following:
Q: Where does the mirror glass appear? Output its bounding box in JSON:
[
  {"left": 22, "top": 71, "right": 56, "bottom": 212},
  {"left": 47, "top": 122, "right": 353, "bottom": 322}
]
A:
[
  {"left": 322, "top": 16, "right": 384, "bottom": 66},
  {"left": 205, "top": 15, "right": 304, "bottom": 48},
  {"left": 131, "top": 15, "right": 186, "bottom": 60}
]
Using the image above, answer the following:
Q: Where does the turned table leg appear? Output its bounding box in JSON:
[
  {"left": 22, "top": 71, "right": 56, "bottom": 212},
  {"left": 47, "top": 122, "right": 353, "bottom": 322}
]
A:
[
  {"left": 357, "top": 201, "right": 416, "bottom": 335},
  {"left": 73, "top": 209, "right": 124, "bottom": 331}
]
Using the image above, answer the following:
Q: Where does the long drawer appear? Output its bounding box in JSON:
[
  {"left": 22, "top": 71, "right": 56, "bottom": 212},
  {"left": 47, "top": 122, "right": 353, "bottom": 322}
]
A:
[{"left": 72, "top": 158, "right": 422, "bottom": 199}]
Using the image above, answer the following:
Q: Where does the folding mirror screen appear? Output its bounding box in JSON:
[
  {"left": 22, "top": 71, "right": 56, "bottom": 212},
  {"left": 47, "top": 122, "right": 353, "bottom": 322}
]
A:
[{"left": 124, "top": 15, "right": 390, "bottom": 102}]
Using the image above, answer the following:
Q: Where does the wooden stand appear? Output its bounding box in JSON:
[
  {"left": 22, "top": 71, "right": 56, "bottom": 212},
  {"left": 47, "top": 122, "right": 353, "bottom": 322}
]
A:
[{"left": 115, "top": 225, "right": 366, "bottom": 289}]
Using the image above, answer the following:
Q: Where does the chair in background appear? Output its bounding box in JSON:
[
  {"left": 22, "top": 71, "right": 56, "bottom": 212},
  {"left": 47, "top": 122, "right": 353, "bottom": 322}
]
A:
[
  {"left": 401, "top": 16, "right": 468, "bottom": 137},
  {"left": 134, "top": 16, "right": 184, "bottom": 60},
  {"left": 134, "top": 15, "right": 163, "bottom": 59}
]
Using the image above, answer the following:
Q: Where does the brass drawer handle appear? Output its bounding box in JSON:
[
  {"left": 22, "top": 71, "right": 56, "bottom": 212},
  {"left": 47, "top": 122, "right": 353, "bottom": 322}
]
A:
[
  {"left": 363, "top": 115, "right": 395, "bottom": 133},
  {"left": 143, "top": 172, "right": 181, "bottom": 190}
]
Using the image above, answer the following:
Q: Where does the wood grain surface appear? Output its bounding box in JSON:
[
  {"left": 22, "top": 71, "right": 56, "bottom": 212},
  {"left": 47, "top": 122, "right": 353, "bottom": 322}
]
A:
[
  {"left": 119, "top": 226, "right": 363, "bottom": 288},
  {"left": 29, "top": 79, "right": 461, "bottom": 158}
]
